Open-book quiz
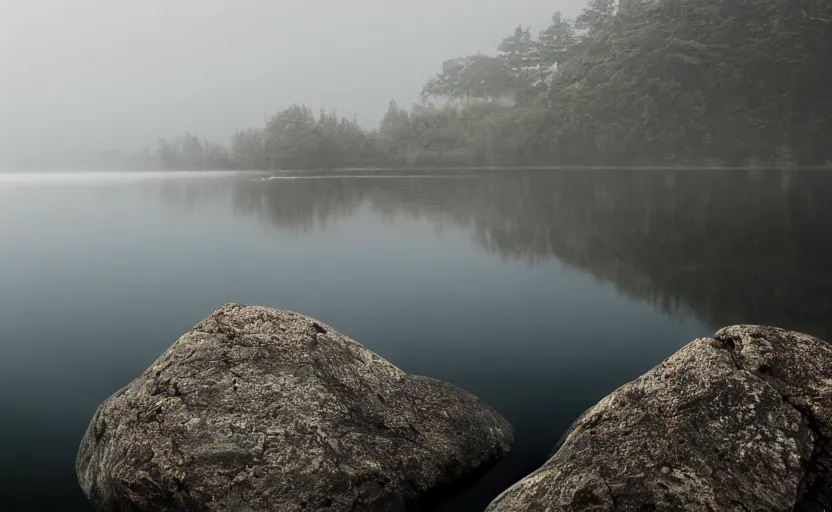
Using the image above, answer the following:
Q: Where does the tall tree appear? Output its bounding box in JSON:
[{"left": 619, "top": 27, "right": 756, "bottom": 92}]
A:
[
  {"left": 498, "top": 26, "right": 538, "bottom": 97},
  {"left": 264, "top": 105, "right": 321, "bottom": 169},
  {"left": 379, "top": 100, "right": 411, "bottom": 164},
  {"left": 535, "top": 12, "right": 578, "bottom": 88}
]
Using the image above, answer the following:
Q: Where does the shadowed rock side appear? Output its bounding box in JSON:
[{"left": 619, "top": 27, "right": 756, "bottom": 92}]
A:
[
  {"left": 486, "top": 325, "right": 832, "bottom": 511},
  {"left": 76, "top": 304, "right": 513, "bottom": 512}
]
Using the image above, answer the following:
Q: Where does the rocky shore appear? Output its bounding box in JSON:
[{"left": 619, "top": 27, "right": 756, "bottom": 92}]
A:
[
  {"left": 77, "top": 309, "right": 832, "bottom": 511},
  {"left": 76, "top": 304, "right": 513, "bottom": 512}
]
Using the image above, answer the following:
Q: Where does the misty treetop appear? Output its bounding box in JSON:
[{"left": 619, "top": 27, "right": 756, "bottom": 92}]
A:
[{"left": 134, "top": 0, "right": 832, "bottom": 170}]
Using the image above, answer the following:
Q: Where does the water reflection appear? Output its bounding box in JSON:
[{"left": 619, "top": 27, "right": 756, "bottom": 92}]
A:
[
  {"left": 4, "top": 169, "right": 828, "bottom": 511},
  {"left": 158, "top": 169, "right": 832, "bottom": 339}
]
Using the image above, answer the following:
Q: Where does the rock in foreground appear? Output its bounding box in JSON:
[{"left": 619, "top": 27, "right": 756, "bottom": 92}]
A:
[
  {"left": 487, "top": 325, "right": 832, "bottom": 511},
  {"left": 77, "top": 304, "right": 512, "bottom": 512}
]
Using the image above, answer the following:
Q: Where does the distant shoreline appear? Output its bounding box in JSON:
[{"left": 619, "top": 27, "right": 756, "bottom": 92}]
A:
[{"left": 3, "top": 166, "right": 832, "bottom": 179}]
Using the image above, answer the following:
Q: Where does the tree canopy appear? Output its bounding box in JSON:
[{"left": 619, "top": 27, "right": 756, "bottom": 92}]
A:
[{"left": 125, "top": 0, "right": 831, "bottom": 170}]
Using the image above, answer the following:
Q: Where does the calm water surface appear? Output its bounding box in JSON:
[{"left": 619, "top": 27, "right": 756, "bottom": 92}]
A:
[{"left": 1, "top": 169, "right": 830, "bottom": 511}]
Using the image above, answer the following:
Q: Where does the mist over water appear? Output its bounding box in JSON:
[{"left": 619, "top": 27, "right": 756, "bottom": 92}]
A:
[
  {"left": 4, "top": 0, "right": 832, "bottom": 508},
  {"left": 0, "top": 0, "right": 583, "bottom": 168},
  {"left": 1, "top": 169, "right": 830, "bottom": 511}
]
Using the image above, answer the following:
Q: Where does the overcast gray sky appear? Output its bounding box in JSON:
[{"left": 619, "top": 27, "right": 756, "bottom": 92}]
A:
[{"left": 1, "top": 0, "right": 583, "bottom": 165}]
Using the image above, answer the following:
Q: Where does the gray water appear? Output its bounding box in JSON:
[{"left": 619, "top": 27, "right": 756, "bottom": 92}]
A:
[{"left": 1, "top": 169, "right": 829, "bottom": 511}]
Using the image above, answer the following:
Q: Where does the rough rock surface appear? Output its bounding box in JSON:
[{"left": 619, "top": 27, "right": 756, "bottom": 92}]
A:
[
  {"left": 77, "top": 304, "right": 513, "bottom": 512},
  {"left": 487, "top": 325, "right": 832, "bottom": 511}
]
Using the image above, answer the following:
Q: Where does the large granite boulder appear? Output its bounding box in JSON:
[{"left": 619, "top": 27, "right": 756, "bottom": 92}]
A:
[
  {"left": 77, "top": 304, "right": 513, "bottom": 512},
  {"left": 487, "top": 325, "right": 832, "bottom": 511}
]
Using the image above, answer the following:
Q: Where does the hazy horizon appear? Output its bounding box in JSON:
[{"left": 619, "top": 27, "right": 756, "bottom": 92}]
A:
[{"left": 1, "top": 0, "right": 583, "bottom": 167}]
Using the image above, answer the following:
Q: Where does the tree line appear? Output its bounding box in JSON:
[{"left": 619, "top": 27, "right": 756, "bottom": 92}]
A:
[{"left": 127, "top": 0, "right": 832, "bottom": 170}]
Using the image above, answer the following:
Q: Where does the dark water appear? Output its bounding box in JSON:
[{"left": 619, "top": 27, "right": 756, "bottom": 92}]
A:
[{"left": 1, "top": 169, "right": 830, "bottom": 511}]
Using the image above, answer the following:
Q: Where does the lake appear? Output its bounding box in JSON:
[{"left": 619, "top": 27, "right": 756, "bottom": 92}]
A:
[{"left": 1, "top": 169, "right": 830, "bottom": 511}]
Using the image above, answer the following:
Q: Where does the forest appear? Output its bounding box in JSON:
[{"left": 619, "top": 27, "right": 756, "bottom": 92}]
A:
[{"left": 122, "top": 0, "right": 832, "bottom": 170}]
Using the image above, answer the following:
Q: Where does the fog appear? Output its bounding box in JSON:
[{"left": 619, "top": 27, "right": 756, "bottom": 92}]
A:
[{"left": 0, "top": 0, "right": 583, "bottom": 167}]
